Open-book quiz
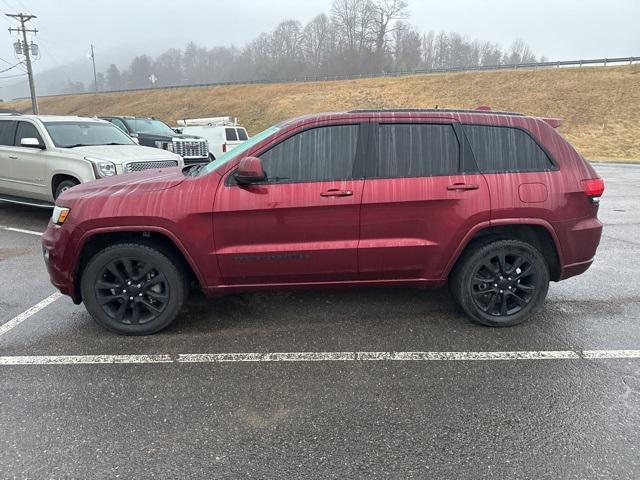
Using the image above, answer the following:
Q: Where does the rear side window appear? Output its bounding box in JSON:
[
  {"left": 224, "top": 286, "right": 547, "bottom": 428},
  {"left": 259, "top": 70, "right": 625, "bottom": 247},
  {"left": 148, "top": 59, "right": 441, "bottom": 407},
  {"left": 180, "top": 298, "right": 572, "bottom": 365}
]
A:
[
  {"left": 464, "top": 125, "right": 554, "bottom": 173},
  {"left": 237, "top": 128, "right": 248, "bottom": 141},
  {"left": 375, "top": 124, "right": 460, "bottom": 178},
  {"left": 259, "top": 125, "right": 359, "bottom": 183},
  {"left": 225, "top": 127, "right": 238, "bottom": 141},
  {"left": 0, "top": 120, "right": 16, "bottom": 145},
  {"left": 15, "top": 122, "right": 43, "bottom": 146}
]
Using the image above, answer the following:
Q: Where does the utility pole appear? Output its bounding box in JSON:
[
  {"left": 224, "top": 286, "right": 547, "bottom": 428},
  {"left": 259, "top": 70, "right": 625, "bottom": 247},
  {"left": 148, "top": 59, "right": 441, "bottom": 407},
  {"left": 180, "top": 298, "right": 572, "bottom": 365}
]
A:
[
  {"left": 6, "top": 13, "right": 38, "bottom": 114},
  {"left": 90, "top": 44, "right": 98, "bottom": 92}
]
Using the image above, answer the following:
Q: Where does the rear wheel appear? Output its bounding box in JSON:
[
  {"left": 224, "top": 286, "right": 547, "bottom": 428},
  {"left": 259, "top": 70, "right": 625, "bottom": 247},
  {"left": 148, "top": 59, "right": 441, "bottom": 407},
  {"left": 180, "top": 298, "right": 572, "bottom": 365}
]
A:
[
  {"left": 81, "top": 243, "right": 186, "bottom": 335},
  {"left": 54, "top": 179, "right": 79, "bottom": 199},
  {"left": 450, "top": 239, "right": 549, "bottom": 327}
]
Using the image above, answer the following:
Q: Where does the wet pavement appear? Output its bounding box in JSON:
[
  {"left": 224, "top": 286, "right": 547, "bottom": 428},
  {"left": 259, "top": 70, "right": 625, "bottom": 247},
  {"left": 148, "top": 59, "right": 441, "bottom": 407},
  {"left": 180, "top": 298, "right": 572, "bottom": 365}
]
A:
[{"left": 0, "top": 163, "right": 638, "bottom": 478}]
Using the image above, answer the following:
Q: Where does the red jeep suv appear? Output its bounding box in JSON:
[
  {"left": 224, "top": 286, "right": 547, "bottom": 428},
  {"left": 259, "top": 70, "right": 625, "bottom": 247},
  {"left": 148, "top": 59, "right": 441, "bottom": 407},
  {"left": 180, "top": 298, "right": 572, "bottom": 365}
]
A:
[{"left": 42, "top": 109, "right": 604, "bottom": 335}]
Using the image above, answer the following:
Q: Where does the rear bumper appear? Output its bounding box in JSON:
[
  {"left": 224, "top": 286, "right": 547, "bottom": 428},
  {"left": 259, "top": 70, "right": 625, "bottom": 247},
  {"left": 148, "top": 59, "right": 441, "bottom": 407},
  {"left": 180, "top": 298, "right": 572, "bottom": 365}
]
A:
[
  {"left": 559, "top": 259, "right": 594, "bottom": 280},
  {"left": 555, "top": 216, "right": 603, "bottom": 280}
]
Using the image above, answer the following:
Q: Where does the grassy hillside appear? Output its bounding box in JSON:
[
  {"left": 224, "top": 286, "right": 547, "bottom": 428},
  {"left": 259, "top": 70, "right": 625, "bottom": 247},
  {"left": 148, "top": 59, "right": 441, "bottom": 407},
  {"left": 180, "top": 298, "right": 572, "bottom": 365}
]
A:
[{"left": 5, "top": 65, "right": 640, "bottom": 161}]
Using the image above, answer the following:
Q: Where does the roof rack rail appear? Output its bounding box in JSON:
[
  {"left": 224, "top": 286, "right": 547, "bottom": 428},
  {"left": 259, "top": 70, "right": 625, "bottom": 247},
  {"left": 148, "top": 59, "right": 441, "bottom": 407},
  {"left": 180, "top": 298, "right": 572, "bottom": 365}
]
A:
[
  {"left": 348, "top": 108, "right": 524, "bottom": 116},
  {"left": 177, "top": 116, "right": 238, "bottom": 127}
]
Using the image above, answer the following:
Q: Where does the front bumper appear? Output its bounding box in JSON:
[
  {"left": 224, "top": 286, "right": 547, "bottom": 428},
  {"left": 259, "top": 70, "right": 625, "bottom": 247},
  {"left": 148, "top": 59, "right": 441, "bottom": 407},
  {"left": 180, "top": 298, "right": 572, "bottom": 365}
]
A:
[{"left": 42, "top": 221, "right": 81, "bottom": 303}]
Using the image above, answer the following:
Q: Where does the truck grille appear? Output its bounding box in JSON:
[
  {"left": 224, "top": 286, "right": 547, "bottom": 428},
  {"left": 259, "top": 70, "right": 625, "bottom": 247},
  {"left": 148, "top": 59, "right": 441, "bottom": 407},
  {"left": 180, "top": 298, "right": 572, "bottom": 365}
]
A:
[
  {"left": 124, "top": 160, "right": 179, "bottom": 173},
  {"left": 172, "top": 139, "right": 209, "bottom": 159}
]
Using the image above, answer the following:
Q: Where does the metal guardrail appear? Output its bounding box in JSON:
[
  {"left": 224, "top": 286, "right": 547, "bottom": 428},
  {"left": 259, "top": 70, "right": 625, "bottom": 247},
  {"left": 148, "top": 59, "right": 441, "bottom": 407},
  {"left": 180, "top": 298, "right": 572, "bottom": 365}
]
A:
[{"left": 13, "top": 55, "right": 640, "bottom": 101}]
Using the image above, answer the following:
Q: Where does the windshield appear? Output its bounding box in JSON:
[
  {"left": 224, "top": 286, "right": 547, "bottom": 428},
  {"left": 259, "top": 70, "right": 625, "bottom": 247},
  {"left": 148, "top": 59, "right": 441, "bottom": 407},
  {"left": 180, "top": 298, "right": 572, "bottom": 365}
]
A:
[
  {"left": 125, "top": 118, "right": 176, "bottom": 136},
  {"left": 198, "top": 126, "right": 281, "bottom": 176},
  {"left": 43, "top": 121, "right": 136, "bottom": 148}
]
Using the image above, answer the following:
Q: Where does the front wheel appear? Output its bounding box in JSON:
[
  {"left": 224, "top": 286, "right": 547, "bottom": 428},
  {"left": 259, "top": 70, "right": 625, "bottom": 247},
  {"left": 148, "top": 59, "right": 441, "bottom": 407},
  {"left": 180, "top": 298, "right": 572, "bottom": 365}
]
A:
[
  {"left": 449, "top": 239, "right": 550, "bottom": 327},
  {"left": 54, "top": 179, "right": 79, "bottom": 199},
  {"left": 81, "top": 243, "right": 186, "bottom": 335}
]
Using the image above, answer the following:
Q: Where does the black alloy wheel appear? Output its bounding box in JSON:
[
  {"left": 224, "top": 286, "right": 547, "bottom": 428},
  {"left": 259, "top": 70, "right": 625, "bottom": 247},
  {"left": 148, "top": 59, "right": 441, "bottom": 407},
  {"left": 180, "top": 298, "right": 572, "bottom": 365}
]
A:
[
  {"left": 470, "top": 251, "right": 537, "bottom": 317},
  {"left": 450, "top": 239, "right": 550, "bottom": 327},
  {"left": 81, "top": 243, "right": 186, "bottom": 335},
  {"left": 95, "top": 257, "right": 170, "bottom": 325}
]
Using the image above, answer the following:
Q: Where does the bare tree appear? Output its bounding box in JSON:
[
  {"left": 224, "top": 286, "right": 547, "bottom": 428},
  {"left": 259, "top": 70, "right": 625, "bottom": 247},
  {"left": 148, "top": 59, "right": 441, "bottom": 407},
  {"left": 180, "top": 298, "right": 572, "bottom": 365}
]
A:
[
  {"left": 392, "top": 21, "right": 421, "bottom": 71},
  {"left": 371, "top": 0, "right": 409, "bottom": 68},
  {"left": 330, "top": 0, "right": 377, "bottom": 72},
  {"left": 302, "top": 14, "right": 332, "bottom": 74}
]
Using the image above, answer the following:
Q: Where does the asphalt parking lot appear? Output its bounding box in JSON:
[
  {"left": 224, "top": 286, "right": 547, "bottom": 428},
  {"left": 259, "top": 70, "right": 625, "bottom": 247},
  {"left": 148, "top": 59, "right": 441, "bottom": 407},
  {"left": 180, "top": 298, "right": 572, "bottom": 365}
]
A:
[{"left": 1, "top": 163, "right": 639, "bottom": 479}]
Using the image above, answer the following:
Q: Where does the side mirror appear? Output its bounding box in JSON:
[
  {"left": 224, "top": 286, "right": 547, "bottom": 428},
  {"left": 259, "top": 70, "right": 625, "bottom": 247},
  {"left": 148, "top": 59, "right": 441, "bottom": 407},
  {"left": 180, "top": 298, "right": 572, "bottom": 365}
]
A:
[
  {"left": 234, "top": 156, "right": 266, "bottom": 185},
  {"left": 20, "top": 137, "right": 44, "bottom": 149}
]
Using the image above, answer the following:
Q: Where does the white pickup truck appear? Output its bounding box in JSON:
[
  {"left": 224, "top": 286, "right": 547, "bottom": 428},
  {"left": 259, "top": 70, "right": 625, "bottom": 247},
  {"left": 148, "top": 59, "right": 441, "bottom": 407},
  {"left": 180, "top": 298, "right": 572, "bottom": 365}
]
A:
[
  {"left": 0, "top": 114, "right": 183, "bottom": 207},
  {"left": 176, "top": 117, "right": 249, "bottom": 160}
]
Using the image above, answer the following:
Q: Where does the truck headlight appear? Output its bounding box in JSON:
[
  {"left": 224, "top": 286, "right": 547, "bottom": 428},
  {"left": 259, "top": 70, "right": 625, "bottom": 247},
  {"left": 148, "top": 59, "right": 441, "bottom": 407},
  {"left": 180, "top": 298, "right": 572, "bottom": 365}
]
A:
[
  {"left": 155, "top": 141, "right": 174, "bottom": 152},
  {"left": 86, "top": 157, "right": 117, "bottom": 177},
  {"left": 51, "top": 206, "right": 70, "bottom": 225}
]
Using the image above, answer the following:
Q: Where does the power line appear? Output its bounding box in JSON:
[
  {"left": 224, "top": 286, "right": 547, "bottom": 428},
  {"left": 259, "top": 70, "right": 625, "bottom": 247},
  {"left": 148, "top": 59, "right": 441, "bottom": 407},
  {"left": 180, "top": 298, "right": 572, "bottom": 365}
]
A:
[
  {"left": 0, "top": 71, "right": 25, "bottom": 79},
  {"left": 0, "top": 60, "right": 22, "bottom": 72}
]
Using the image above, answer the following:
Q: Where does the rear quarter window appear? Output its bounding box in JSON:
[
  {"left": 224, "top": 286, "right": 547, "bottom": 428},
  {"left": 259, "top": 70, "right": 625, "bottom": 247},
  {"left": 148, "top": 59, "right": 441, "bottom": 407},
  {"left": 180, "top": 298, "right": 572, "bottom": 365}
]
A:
[{"left": 463, "top": 124, "right": 554, "bottom": 173}]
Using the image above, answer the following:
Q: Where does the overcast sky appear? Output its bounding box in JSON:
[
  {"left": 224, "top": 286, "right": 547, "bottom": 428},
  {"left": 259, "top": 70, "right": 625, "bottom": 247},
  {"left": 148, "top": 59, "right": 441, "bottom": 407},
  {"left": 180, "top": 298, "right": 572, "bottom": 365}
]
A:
[{"left": 0, "top": 0, "right": 638, "bottom": 74}]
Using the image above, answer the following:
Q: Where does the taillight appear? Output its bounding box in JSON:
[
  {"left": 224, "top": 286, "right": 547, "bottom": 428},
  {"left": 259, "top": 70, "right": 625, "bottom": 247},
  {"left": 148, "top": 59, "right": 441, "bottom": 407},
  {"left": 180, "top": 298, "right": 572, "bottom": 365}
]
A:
[
  {"left": 222, "top": 143, "right": 227, "bottom": 153},
  {"left": 582, "top": 178, "right": 605, "bottom": 202}
]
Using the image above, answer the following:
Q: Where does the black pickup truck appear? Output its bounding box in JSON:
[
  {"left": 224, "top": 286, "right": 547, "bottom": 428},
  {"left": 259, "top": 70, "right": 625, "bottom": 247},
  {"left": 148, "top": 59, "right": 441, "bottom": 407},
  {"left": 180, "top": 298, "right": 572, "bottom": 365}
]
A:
[{"left": 100, "top": 116, "right": 210, "bottom": 164}]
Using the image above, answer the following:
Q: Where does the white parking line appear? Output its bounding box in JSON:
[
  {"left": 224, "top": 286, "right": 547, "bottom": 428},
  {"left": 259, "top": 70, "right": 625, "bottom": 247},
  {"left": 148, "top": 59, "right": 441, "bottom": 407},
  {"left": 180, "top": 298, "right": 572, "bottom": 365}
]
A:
[
  {"left": 0, "top": 354, "right": 172, "bottom": 365},
  {"left": 0, "top": 225, "right": 43, "bottom": 236},
  {"left": 0, "top": 349, "right": 638, "bottom": 365},
  {"left": 0, "top": 292, "right": 62, "bottom": 338}
]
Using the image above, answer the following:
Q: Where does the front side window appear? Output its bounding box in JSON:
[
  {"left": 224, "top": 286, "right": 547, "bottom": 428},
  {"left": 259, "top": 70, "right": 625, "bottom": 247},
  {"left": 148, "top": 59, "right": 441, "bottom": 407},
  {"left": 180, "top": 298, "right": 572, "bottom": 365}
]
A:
[
  {"left": 15, "top": 122, "right": 43, "bottom": 146},
  {"left": 259, "top": 125, "right": 359, "bottom": 183},
  {"left": 43, "top": 121, "right": 136, "bottom": 148},
  {"left": 237, "top": 128, "right": 248, "bottom": 141},
  {"left": 375, "top": 123, "right": 460, "bottom": 178},
  {"left": 463, "top": 125, "right": 554, "bottom": 173}
]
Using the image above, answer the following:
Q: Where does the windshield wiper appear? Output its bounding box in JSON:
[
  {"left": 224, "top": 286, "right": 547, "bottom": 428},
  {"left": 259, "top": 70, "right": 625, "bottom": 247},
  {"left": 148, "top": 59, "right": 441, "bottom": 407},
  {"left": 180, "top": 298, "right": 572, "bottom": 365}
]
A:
[
  {"left": 65, "top": 142, "right": 130, "bottom": 148},
  {"left": 183, "top": 164, "right": 204, "bottom": 177}
]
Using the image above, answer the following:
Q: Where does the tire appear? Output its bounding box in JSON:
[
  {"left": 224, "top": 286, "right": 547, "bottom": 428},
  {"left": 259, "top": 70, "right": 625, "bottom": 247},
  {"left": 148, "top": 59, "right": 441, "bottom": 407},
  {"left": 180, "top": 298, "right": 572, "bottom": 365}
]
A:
[
  {"left": 208, "top": 153, "right": 216, "bottom": 162},
  {"left": 449, "top": 239, "right": 549, "bottom": 327},
  {"left": 81, "top": 243, "right": 186, "bottom": 335},
  {"left": 54, "top": 179, "right": 79, "bottom": 200}
]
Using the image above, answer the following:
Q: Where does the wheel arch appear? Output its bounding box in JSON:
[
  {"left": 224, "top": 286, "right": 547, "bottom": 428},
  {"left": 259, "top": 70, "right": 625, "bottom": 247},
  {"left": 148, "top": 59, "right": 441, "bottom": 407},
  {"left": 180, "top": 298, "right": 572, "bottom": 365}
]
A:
[
  {"left": 73, "top": 227, "right": 204, "bottom": 302},
  {"left": 446, "top": 220, "right": 563, "bottom": 281},
  {"left": 51, "top": 173, "right": 81, "bottom": 197}
]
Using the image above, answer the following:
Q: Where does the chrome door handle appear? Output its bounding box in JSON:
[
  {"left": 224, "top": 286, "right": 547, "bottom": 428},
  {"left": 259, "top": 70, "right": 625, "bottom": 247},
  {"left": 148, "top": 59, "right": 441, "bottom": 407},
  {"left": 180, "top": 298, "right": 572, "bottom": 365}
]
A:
[
  {"left": 447, "top": 183, "right": 479, "bottom": 191},
  {"left": 8, "top": 155, "right": 18, "bottom": 159},
  {"left": 320, "top": 189, "right": 353, "bottom": 197}
]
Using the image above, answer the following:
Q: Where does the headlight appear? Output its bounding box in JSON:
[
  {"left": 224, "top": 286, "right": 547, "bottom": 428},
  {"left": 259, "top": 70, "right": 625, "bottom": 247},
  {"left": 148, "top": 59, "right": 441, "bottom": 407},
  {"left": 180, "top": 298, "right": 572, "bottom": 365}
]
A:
[
  {"left": 155, "top": 141, "right": 174, "bottom": 152},
  {"left": 86, "top": 156, "right": 117, "bottom": 178},
  {"left": 51, "top": 206, "right": 70, "bottom": 225}
]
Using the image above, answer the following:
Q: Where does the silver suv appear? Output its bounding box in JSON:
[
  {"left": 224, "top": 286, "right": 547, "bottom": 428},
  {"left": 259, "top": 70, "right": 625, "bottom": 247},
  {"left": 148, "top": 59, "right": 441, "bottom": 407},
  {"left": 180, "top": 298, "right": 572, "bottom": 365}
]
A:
[{"left": 0, "top": 114, "right": 183, "bottom": 207}]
